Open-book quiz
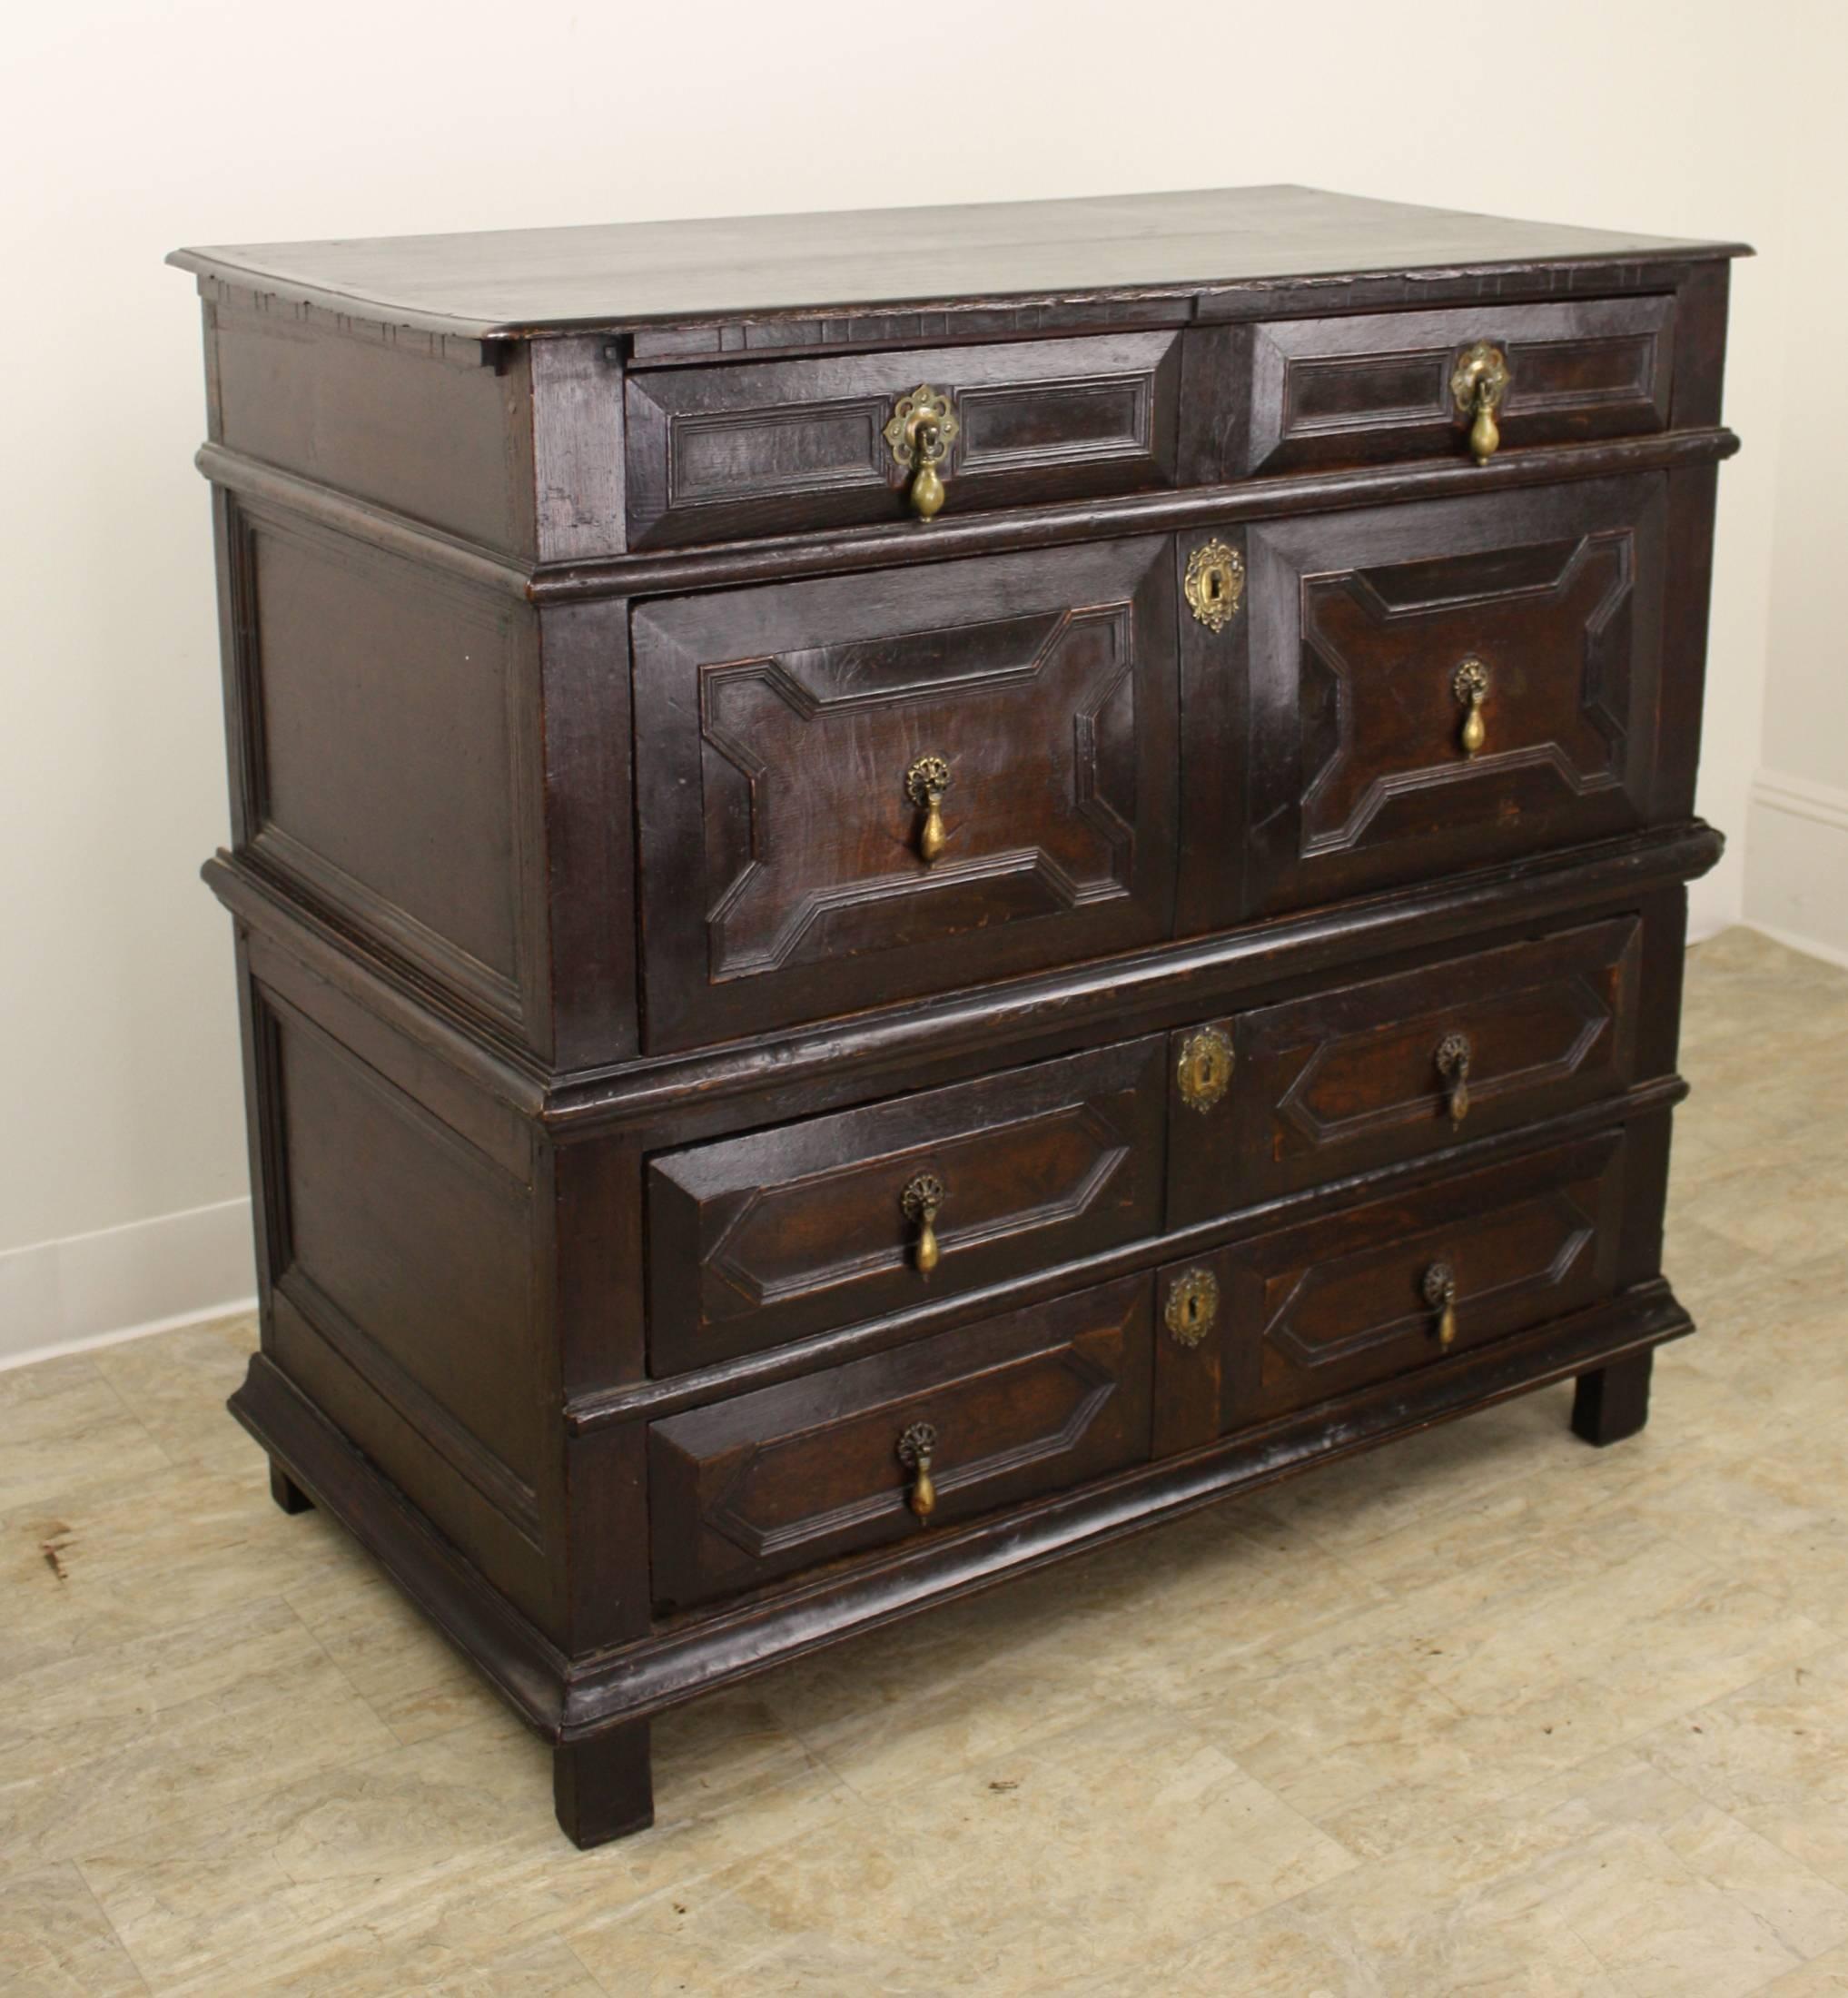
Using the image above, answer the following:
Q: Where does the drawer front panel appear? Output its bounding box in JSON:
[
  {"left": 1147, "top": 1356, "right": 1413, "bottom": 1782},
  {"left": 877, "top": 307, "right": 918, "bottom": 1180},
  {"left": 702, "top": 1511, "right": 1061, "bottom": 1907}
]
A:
[
  {"left": 1167, "top": 915, "right": 1645, "bottom": 1226},
  {"left": 634, "top": 537, "right": 1179, "bottom": 1050},
  {"left": 626, "top": 331, "right": 1183, "bottom": 546},
  {"left": 1153, "top": 1134, "right": 1625, "bottom": 1451},
  {"left": 1243, "top": 297, "right": 1675, "bottom": 475},
  {"left": 649, "top": 1274, "right": 1153, "bottom": 1609},
  {"left": 648, "top": 1036, "right": 1167, "bottom": 1372},
  {"left": 1242, "top": 477, "right": 1665, "bottom": 915}
]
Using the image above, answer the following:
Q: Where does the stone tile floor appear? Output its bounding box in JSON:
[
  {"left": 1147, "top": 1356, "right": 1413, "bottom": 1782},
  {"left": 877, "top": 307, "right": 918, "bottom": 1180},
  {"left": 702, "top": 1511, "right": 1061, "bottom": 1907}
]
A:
[{"left": 4, "top": 926, "right": 1846, "bottom": 1994}]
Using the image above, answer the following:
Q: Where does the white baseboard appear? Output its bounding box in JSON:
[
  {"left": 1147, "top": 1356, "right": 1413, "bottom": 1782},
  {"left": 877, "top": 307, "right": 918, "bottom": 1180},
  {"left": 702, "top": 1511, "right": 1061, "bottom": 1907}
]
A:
[
  {"left": 1744, "top": 768, "right": 1848, "bottom": 968},
  {"left": 0, "top": 1197, "right": 256, "bottom": 1372}
]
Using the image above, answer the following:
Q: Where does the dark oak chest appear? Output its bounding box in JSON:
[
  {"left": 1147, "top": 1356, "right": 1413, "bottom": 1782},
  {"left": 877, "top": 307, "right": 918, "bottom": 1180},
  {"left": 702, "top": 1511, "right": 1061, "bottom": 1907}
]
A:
[{"left": 172, "top": 184, "right": 1745, "bottom": 1845}]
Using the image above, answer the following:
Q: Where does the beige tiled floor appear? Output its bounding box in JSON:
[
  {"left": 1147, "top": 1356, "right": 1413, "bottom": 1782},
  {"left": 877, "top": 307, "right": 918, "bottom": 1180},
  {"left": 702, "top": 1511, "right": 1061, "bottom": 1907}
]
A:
[{"left": 5, "top": 925, "right": 1847, "bottom": 1995}]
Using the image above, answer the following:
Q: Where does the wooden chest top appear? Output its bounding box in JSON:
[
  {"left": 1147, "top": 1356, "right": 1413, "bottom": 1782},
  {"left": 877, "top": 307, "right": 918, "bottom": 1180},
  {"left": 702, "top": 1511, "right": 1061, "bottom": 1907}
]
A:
[{"left": 167, "top": 183, "right": 1745, "bottom": 340}]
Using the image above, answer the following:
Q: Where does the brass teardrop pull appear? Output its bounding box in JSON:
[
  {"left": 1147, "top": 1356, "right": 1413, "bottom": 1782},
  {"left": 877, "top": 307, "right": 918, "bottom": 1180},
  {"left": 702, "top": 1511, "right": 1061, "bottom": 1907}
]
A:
[
  {"left": 904, "top": 756, "right": 951, "bottom": 864},
  {"left": 1435, "top": 1032, "right": 1473, "bottom": 1127},
  {"left": 1423, "top": 1261, "right": 1458, "bottom": 1349},
  {"left": 1453, "top": 659, "right": 1490, "bottom": 758},
  {"left": 883, "top": 384, "right": 958, "bottom": 520},
  {"left": 1450, "top": 341, "right": 1510, "bottom": 464},
  {"left": 896, "top": 1421, "right": 938, "bottom": 1521},
  {"left": 901, "top": 1172, "right": 945, "bottom": 1275}
]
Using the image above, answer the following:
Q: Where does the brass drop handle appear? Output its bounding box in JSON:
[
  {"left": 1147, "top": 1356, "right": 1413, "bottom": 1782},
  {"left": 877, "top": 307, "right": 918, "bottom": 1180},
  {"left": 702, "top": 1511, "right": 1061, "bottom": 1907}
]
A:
[
  {"left": 904, "top": 756, "right": 951, "bottom": 864},
  {"left": 1435, "top": 1032, "right": 1473, "bottom": 1127},
  {"left": 1453, "top": 659, "right": 1489, "bottom": 758},
  {"left": 884, "top": 383, "right": 959, "bottom": 521},
  {"left": 896, "top": 1421, "right": 938, "bottom": 1521},
  {"left": 1423, "top": 1261, "right": 1458, "bottom": 1349},
  {"left": 1450, "top": 341, "right": 1511, "bottom": 463},
  {"left": 901, "top": 1172, "right": 945, "bottom": 1275}
]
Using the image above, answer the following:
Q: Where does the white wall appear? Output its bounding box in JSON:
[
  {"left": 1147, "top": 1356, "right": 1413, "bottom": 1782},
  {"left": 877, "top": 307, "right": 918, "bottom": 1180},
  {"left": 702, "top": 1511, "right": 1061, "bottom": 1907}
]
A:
[
  {"left": 0, "top": 0, "right": 1800, "bottom": 1354},
  {"left": 1743, "top": 2, "right": 1848, "bottom": 964}
]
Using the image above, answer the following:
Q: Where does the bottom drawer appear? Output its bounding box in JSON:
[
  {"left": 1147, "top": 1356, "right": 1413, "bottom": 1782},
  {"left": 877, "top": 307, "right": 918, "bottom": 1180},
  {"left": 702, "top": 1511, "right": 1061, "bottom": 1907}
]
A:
[
  {"left": 649, "top": 1273, "right": 1153, "bottom": 1611},
  {"left": 1156, "top": 1132, "right": 1627, "bottom": 1449}
]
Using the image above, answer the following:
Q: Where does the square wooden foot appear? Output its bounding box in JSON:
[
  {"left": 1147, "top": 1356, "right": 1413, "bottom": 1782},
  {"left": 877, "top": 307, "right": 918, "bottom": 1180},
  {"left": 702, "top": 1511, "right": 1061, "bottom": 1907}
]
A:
[
  {"left": 1571, "top": 1350, "right": 1654, "bottom": 1448},
  {"left": 554, "top": 1720, "right": 654, "bottom": 1849},
  {"left": 269, "top": 1462, "right": 314, "bottom": 1514}
]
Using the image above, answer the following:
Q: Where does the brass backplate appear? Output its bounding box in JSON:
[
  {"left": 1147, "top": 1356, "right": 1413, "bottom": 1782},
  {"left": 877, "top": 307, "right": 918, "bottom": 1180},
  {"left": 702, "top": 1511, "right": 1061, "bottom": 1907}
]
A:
[
  {"left": 1452, "top": 658, "right": 1490, "bottom": 706},
  {"left": 1449, "top": 341, "right": 1509, "bottom": 416},
  {"left": 900, "top": 1172, "right": 945, "bottom": 1222},
  {"left": 1184, "top": 539, "right": 1245, "bottom": 632},
  {"left": 883, "top": 384, "right": 958, "bottom": 468},
  {"left": 1177, "top": 1025, "right": 1234, "bottom": 1113},
  {"left": 895, "top": 1420, "right": 937, "bottom": 1468},
  {"left": 904, "top": 755, "right": 951, "bottom": 809},
  {"left": 1165, "top": 1268, "right": 1220, "bottom": 1348}
]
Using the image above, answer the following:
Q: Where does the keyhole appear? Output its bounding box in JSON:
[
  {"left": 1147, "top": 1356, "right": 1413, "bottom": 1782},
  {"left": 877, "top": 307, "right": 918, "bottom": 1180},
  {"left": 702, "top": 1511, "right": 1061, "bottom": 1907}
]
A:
[
  {"left": 1206, "top": 569, "right": 1222, "bottom": 603},
  {"left": 1200, "top": 1051, "right": 1218, "bottom": 1090},
  {"left": 1184, "top": 1294, "right": 1201, "bottom": 1327}
]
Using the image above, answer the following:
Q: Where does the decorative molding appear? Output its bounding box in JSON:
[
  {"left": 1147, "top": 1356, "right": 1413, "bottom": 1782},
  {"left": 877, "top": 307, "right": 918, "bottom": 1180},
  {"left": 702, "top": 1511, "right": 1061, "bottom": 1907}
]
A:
[
  {"left": 0, "top": 1199, "right": 256, "bottom": 1370},
  {"left": 1750, "top": 768, "right": 1848, "bottom": 835},
  {"left": 1744, "top": 769, "right": 1848, "bottom": 966}
]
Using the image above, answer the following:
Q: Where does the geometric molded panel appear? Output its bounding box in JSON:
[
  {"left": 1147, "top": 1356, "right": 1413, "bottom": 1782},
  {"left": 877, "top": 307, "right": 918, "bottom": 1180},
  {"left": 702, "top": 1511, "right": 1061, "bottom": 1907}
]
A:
[
  {"left": 1243, "top": 477, "right": 1665, "bottom": 916},
  {"left": 634, "top": 536, "right": 1179, "bottom": 1050},
  {"left": 1243, "top": 296, "right": 1675, "bottom": 476},
  {"left": 648, "top": 1034, "right": 1168, "bottom": 1371},
  {"left": 647, "top": 1274, "right": 1153, "bottom": 1609},
  {"left": 1230, "top": 1133, "right": 1628, "bottom": 1422},
  {"left": 627, "top": 330, "right": 1181, "bottom": 548}
]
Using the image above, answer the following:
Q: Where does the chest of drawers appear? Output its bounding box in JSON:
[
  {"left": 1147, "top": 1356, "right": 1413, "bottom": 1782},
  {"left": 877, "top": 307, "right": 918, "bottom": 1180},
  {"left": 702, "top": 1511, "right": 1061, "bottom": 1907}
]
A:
[{"left": 172, "top": 185, "right": 1744, "bottom": 1846}]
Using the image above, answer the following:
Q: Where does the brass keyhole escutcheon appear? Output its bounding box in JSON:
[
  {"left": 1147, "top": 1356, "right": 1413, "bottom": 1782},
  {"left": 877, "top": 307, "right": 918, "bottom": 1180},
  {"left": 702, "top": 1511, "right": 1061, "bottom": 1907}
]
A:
[
  {"left": 1423, "top": 1261, "right": 1458, "bottom": 1349},
  {"left": 884, "top": 384, "right": 958, "bottom": 520},
  {"left": 1450, "top": 341, "right": 1510, "bottom": 463},
  {"left": 901, "top": 1172, "right": 945, "bottom": 1275},
  {"left": 896, "top": 1421, "right": 938, "bottom": 1521},
  {"left": 1435, "top": 1032, "right": 1473, "bottom": 1127},
  {"left": 1165, "top": 1268, "right": 1220, "bottom": 1348},
  {"left": 904, "top": 755, "right": 952, "bottom": 864},
  {"left": 1453, "top": 658, "right": 1490, "bottom": 758},
  {"left": 1177, "top": 1025, "right": 1234, "bottom": 1113},
  {"left": 1184, "top": 539, "right": 1246, "bottom": 632}
]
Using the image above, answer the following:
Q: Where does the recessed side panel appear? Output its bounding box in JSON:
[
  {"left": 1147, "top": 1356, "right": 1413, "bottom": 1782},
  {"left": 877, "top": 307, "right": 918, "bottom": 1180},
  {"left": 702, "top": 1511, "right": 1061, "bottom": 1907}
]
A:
[{"left": 229, "top": 501, "right": 545, "bottom": 1044}]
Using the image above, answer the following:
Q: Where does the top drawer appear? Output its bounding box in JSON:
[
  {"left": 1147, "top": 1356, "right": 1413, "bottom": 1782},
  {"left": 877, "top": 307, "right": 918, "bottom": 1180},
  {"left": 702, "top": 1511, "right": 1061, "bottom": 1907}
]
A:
[
  {"left": 624, "top": 331, "right": 1184, "bottom": 546},
  {"left": 1241, "top": 298, "right": 1675, "bottom": 476}
]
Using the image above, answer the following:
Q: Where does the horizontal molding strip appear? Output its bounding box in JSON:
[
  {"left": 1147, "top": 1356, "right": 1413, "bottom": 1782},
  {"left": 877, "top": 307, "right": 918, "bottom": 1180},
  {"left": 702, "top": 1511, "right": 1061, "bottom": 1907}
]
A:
[
  {"left": 1751, "top": 767, "right": 1848, "bottom": 835},
  {"left": 194, "top": 446, "right": 532, "bottom": 597},
  {"left": 204, "top": 820, "right": 1722, "bottom": 1136},
  {"left": 196, "top": 426, "right": 1740, "bottom": 605},
  {"left": 566, "top": 1073, "right": 1687, "bottom": 1432},
  {"left": 205, "top": 818, "right": 1724, "bottom": 1134}
]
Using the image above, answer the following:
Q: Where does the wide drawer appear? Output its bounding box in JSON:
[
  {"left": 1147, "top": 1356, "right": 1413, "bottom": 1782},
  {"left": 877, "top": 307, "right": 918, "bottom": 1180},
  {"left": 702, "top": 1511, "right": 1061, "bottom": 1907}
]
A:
[
  {"left": 1167, "top": 915, "right": 1645, "bottom": 1226},
  {"left": 1241, "top": 296, "right": 1675, "bottom": 475},
  {"left": 647, "top": 1036, "right": 1167, "bottom": 1373},
  {"left": 625, "top": 331, "right": 1184, "bottom": 547},
  {"left": 633, "top": 536, "right": 1179, "bottom": 1051},
  {"left": 1153, "top": 1132, "right": 1626, "bottom": 1451},
  {"left": 1240, "top": 475, "right": 1665, "bottom": 915},
  {"left": 648, "top": 1273, "right": 1153, "bottom": 1610}
]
